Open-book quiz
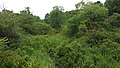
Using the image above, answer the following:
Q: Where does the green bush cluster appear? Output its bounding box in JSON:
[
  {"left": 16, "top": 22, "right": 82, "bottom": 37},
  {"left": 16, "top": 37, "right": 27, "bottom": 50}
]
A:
[{"left": 0, "top": 0, "right": 120, "bottom": 68}]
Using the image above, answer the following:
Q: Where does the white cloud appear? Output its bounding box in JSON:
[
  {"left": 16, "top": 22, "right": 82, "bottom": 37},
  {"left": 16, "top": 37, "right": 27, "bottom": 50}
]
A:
[{"left": 0, "top": 0, "right": 106, "bottom": 19}]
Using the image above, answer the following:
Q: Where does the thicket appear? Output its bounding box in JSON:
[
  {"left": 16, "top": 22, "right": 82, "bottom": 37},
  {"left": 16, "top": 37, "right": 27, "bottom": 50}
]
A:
[{"left": 0, "top": 0, "right": 120, "bottom": 68}]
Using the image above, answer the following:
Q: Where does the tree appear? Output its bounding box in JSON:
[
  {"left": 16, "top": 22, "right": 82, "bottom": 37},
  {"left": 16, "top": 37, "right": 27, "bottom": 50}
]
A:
[
  {"left": 75, "top": 0, "right": 85, "bottom": 10},
  {"left": 67, "top": 3, "right": 108, "bottom": 37},
  {"left": 0, "top": 11, "right": 21, "bottom": 47},
  {"left": 105, "top": 0, "right": 120, "bottom": 15},
  {"left": 44, "top": 13, "right": 50, "bottom": 23},
  {"left": 18, "top": 7, "right": 41, "bottom": 34},
  {"left": 20, "top": 7, "right": 31, "bottom": 14},
  {"left": 94, "top": 1, "right": 103, "bottom": 6},
  {"left": 49, "top": 6, "right": 64, "bottom": 29},
  {"left": 83, "top": 4, "right": 108, "bottom": 22}
]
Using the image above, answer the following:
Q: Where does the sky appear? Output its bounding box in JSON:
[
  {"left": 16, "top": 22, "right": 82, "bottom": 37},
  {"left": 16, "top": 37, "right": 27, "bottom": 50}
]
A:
[{"left": 0, "top": 0, "right": 105, "bottom": 19}]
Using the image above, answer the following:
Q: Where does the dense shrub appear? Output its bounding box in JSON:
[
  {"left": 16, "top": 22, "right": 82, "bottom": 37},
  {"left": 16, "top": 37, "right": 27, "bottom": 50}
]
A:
[
  {"left": 105, "top": 13, "right": 120, "bottom": 28},
  {"left": 0, "top": 1, "right": 120, "bottom": 68},
  {"left": 23, "top": 22, "right": 54, "bottom": 35},
  {"left": 0, "top": 11, "right": 22, "bottom": 46},
  {"left": 0, "top": 38, "right": 30, "bottom": 68}
]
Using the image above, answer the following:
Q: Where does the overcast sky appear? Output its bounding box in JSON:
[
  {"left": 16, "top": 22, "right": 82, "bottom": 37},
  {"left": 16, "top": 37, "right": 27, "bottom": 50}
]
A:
[{"left": 0, "top": 0, "right": 105, "bottom": 19}]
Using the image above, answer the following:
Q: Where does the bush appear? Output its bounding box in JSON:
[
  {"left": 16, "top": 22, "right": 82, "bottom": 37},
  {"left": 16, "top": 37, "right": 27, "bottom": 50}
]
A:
[
  {"left": 105, "top": 13, "right": 120, "bottom": 28},
  {"left": 21, "top": 34, "right": 71, "bottom": 67},
  {"left": 23, "top": 22, "right": 54, "bottom": 35},
  {"left": 0, "top": 38, "right": 30, "bottom": 68},
  {"left": 0, "top": 50, "right": 30, "bottom": 68},
  {"left": 16, "top": 35, "right": 61, "bottom": 68},
  {"left": 0, "top": 11, "right": 22, "bottom": 47}
]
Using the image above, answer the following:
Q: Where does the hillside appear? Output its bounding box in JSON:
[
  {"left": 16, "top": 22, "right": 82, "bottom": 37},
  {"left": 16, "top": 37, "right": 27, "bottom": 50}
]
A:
[{"left": 0, "top": 0, "right": 120, "bottom": 68}]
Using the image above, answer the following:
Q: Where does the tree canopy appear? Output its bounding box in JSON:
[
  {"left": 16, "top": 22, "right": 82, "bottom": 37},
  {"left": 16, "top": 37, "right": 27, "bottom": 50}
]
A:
[
  {"left": 0, "top": 0, "right": 120, "bottom": 68},
  {"left": 105, "top": 0, "right": 120, "bottom": 15}
]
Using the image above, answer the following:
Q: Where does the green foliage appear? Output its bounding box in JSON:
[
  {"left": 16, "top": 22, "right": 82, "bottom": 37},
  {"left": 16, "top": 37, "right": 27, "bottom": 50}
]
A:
[
  {"left": 18, "top": 11, "right": 41, "bottom": 35},
  {"left": 0, "top": 11, "right": 22, "bottom": 46},
  {"left": 0, "top": 50, "right": 30, "bottom": 68},
  {"left": 82, "top": 4, "right": 108, "bottom": 22},
  {"left": 22, "top": 22, "right": 54, "bottom": 35},
  {"left": 44, "top": 13, "right": 50, "bottom": 23},
  {"left": 0, "top": 38, "right": 30, "bottom": 68},
  {"left": 105, "top": 13, "right": 120, "bottom": 28},
  {"left": 19, "top": 13, "right": 40, "bottom": 25},
  {"left": 0, "top": 1, "right": 120, "bottom": 68},
  {"left": 49, "top": 6, "right": 64, "bottom": 29},
  {"left": 17, "top": 35, "right": 69, "bottom": 68},
  {"left": 75, "top": 0, "right": 85, "bottom": 10},
  {"left": 94, "top": 1, "right": 103, "bottom": 6},
  {"left": 20, "top": 7, "right": 31, "bottom": 14},
  {"left": 67, "top": 4, "right": 108, "bottom": 37},
  {"left": 105, "top": 0, "right": 120, "bottom": 15},
  {"left": 20, "top": 34, "right": 71, "bottom": 67},
  {"left": 67, "top": 22, "right": 79, "bottom": 37},
  {"left": 0, "top": 38, "right": 7, "bottom": 50}
]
